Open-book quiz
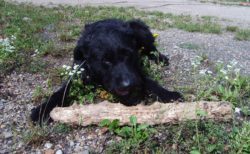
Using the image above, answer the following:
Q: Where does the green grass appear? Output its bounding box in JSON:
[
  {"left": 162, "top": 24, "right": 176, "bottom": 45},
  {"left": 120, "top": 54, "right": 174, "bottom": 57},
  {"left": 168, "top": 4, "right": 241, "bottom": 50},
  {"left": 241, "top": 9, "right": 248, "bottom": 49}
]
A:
[
  {"left": 0, "top": 0, "right": 225, "bottom": 75},
  {"left": 235, "top": 29, "right": 250, "bottom": 41},
  {"left": 226, "top": 26, "right": 238, "bottom": 32},
  {"left": 179, "top": 42, "right": 201, "bottom": 50}
]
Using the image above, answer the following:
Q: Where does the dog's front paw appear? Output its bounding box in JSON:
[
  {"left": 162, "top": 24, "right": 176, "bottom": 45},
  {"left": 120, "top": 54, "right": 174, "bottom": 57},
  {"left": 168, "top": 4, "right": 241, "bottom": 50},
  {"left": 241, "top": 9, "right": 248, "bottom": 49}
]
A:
[
  {"left": 158, "top": 54, "right": 169, "bottom": 66},
  {"left": 159, "top": 91, "right": 184, "bottom": 102},
  {"left": 30, "top": 106, "right": 51, "bottom": 125},
  {"left": 30, "top": 107, "right": 40, "bottom": 123}
]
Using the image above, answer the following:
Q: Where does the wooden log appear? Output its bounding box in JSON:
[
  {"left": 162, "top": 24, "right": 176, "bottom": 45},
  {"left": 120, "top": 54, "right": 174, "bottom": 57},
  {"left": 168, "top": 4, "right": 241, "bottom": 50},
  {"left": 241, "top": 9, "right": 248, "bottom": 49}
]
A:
[{"left": 50, "top": 101, "right": 232, "bottom": 126}]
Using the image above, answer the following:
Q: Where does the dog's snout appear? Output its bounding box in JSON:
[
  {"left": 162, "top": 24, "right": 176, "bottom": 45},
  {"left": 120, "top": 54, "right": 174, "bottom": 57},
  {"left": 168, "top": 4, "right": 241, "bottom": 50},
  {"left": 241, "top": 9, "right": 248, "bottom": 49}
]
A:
[{"left": 121, "top": 79, "right": 131, "bottom": 88}]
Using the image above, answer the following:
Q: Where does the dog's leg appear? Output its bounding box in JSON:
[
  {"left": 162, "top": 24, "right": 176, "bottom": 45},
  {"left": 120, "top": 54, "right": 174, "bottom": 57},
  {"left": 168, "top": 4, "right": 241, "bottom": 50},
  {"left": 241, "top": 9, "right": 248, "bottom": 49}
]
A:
[
  {"left": 30, "top": 81, "right": 71, "bottom": 125},
  {"left": 144, "top": 77, "right": 183, "bottom": 102},
  {"left": 148, "top": 52, "right": 169, "bottom": 66}
]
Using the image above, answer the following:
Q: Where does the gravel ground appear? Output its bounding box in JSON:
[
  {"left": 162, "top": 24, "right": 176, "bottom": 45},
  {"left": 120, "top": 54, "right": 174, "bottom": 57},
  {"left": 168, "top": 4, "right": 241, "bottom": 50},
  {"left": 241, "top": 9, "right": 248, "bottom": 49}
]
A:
[
  {"left": 1, "top": 28, "right": 250, "bottom": 153},
  {"left": 12, "top": 0, "right": 250, "bottom": 25},
  {"left": 157, "top": 29, "right": 250, "bottom": 75}
]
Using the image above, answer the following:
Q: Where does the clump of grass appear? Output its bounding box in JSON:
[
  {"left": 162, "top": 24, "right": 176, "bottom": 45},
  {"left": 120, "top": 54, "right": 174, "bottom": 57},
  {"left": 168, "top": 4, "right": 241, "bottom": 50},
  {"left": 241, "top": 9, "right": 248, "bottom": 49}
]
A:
[
  {"left": 235, "top": 29, "right": 250, "bottom": 41},
  {"left": 59, "top": 32, "right": 74, "bottom": 42},
  {"left": 229, "top": 122, "right": 250, "bottom": 153},
  {"left": 174, "top": 15, "right": 221, "bottom": 34},
  {"left": 23, "top": 125, "right": 51, "bottom": 145},
  {"left": 179, "top": 42, "right": 201, "bottom": 50},
  {"left": 226, "top": 26, "right": 238, "bottom": 32},
  {"left": 142, "top": 55, "right": 165, "bottom": 84},
  {"left": 101, "top": 116, "right": 156, "bottom": 153},
  {"left": 190, "top": 56, "right": 250, "bottom": 109},
  {"left": 53, "top": 123, "right": 72, "bottom": 134}
]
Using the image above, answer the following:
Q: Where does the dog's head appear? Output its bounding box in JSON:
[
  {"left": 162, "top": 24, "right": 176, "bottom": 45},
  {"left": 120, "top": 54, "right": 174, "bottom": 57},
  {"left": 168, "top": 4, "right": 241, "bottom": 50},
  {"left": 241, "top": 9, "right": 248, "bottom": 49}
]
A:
[{"left": 73, "top": 19, "right": 156, "bottom": 104}]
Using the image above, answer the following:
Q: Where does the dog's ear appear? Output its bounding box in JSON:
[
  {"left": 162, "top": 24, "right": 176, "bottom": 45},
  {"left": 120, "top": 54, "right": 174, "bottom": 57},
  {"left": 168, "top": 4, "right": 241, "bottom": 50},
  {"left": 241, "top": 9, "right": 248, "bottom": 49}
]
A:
[
  {"left": 127, "top": 20, "right": 157, "bottom": 52},
  {"left": 73, "top": 39, "right": 90, "bottom": 63},
  {"left": 73, "top": 45, "right": 84, "bottom": 63}
]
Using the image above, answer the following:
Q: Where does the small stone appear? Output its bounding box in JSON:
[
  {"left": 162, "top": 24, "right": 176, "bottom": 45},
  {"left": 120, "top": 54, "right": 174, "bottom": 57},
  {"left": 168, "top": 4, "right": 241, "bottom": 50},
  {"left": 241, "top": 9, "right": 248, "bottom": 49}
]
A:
[
  {"left": 44, "top": 142, "right": 53, "bottom": 149},
  {"left": 35, "top": 149, "right": 42, "bottom": 154},
  {"left": 74, "top": 145, "right": 83, "bottom": 152},
  {"left": 55, "top": 149, "right": 63, "bottom": 154},
  {"left": 82, "top": 146, "right": 89, "bottom": 154},
  {"left": 0, "top": 103, "right": 3, "bottom": 110},
  {"left": 0, "top": 99, "right": 6, "bottom": 103},
  {"left": 44, "top": 149, "right": 54, "bottom": 154},
  {"left": 3, "top": 131, "right": 13, "bottom": 139},
  {"left": 69, "top": 141, "right": 74, "bottom": 147},
  {"left": 17, "top": 142, "right": 24, "bottom": 148},
  {"left": 172, "top": 144, "right": 177, "bottom": 150}
]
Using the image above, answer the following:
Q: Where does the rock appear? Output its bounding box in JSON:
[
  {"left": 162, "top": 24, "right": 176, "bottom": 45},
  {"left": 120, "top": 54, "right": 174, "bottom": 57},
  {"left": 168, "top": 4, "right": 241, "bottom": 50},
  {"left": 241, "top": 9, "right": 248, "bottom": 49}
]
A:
[
  {"left": 44, "top": 149, "right": 54, "bottom": 154},
  {"left": 35, "top": 149, "right": 43, "bottom": 154},
  {"left": 0, "top": 99, "right": 6, "bottom": 110},
  {"left": 1, "top": 99, "right": 7, "bottom": 103},
  {"left": 69, "top": 140, "right": 74, "bottom": 147},
  {"left": 82, "top": 146, "right": 89, "bottom": 154},
  {"left": 3, "top": 131, "right": 13, "bottom": 139},
  {"left": 44, "top": 142, "right": 53, "bottom": 149},
  {"left": 55, "top": 149, "right": 63, "bottom": 154},
  {"left": 0, "top": 102, "right": 3, "bottom": 110}
]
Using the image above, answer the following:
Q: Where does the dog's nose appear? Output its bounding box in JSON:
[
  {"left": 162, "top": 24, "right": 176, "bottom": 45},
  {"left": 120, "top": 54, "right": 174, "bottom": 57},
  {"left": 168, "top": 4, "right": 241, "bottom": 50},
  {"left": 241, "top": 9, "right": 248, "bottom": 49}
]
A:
[{"left": 121, "top": 79, "right": 131, "bottom": 88}]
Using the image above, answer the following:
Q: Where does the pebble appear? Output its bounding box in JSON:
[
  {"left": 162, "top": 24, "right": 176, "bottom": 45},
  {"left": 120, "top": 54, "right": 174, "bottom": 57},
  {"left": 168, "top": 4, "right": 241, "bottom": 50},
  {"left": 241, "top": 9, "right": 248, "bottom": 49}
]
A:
[
  {"left": 55, "top": 149, "right": 63, "bottom": 154},
  {"left": 3, "top": 131, "right": 13, "bottom": 139},
  {"left": 0, "top": 101, "right": 3, "bottom": 110},
  {"left": 44, "top": 142, "right": 53, "bottom": 149},
  {"left": 44, "top": 149, "right": 54, "bottom": 154},
  {"left": 82, "top": 146, "right": 89, "bottom": 154},
  {"left": 0, "top": 99, "right": 7, "bottom": 103},
  {"left": 69, "top": 140, "right": 74, "bottom": 147}
]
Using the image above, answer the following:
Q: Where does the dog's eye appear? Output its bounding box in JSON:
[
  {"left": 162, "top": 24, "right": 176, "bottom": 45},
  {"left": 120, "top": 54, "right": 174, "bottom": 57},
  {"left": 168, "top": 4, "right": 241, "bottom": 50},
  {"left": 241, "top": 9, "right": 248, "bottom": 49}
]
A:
[{"left": 102, "top": 60, "right": 112, "bottom": 66}]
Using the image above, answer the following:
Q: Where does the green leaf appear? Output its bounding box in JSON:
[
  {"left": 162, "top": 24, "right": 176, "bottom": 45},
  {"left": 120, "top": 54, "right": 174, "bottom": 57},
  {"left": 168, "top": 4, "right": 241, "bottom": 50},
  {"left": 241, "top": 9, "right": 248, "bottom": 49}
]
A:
[
  {"left": 190, "top": 149, "right": 200, "bottom": 154},
  {"left": 99, "top": 119, "right": 111, "bottom": 127},
  {"left": 118, "top": 126, "right": 132, "bottom": 138},
  {"left": 137, "top": 124, "right": 149, "bottom": 131},
  {"left": 130, "top": 115, "right": 137, "bottom": 126},
  {"left": 109, "top": 119, "right": 120, "bottom": 131},
  {"left": 196, "top": 109, "right": 208, "bottom": 117},
  {"left": 207, "top": 144, "right": 217, "bottom": 152}
]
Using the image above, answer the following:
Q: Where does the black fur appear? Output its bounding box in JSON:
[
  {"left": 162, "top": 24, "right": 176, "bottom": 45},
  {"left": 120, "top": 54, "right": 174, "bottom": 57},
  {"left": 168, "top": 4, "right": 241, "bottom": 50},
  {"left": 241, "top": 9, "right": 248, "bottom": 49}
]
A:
[{"left": 31, "top": 19, "right": 182, "bottom": 124}]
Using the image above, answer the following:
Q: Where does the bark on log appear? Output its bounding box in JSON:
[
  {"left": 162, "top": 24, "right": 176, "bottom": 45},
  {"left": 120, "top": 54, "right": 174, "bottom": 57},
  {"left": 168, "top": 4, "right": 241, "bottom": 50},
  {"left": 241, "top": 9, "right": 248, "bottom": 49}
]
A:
[{"left": 50, "top": 101, "right": 232, "bottom": 126}]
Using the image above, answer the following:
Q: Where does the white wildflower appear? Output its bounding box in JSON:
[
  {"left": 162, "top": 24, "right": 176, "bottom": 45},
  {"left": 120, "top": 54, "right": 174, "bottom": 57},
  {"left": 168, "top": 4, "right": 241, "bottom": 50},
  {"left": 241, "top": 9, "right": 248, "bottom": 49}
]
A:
[
  {"left": 68, "top": 72, "right": 74, "bottom": 76},
  {"left": 227, "top": 64, "right": 232, "bottom": 69},
  {"left": 34, "top": 49, "right": 39, "bottom": 53},
  {"left": 11, "top": 35, "right": 16, "bottom": 40},
  {"left": 80, "top": 68, "right": 85, "bottom": 72},
  {"left": 62, "top": 65, "right": 67, "bottom": 69},
  {"left": 199, "top": 69, "right": 207, "bottom": 75},
  {"left": 230, "top": 59, "right": 238, "bottom": 66},
  {"left": 220, "top": 69, "right": 227, "bottom": 75},
  {"left": 225, "top": 76, "right": 229, "bottom": 80},
  {"left": 0, "top": 36, "right": 15, "bottom": 53},
  {"left": 207, "top": 70, "right": 212, "bottom": 74},
  {"left": 77, "top": 71, "right": 81, "bottom": 74},
  {"left": 66, "top": 66, "right": 71, "bottom": 70},
  {"left": 235, "top": 107, "right": 241, "bottom": 114},
  {"left": 73, "top": 65, "right": 79, "bottom": 70}
]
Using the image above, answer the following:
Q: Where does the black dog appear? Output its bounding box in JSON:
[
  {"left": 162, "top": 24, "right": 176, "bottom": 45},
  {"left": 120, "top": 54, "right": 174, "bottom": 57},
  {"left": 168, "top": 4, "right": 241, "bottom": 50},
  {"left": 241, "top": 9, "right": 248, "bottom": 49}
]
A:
[{"left": 31, "top": 19, "right": 182, "bottom": 124}]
